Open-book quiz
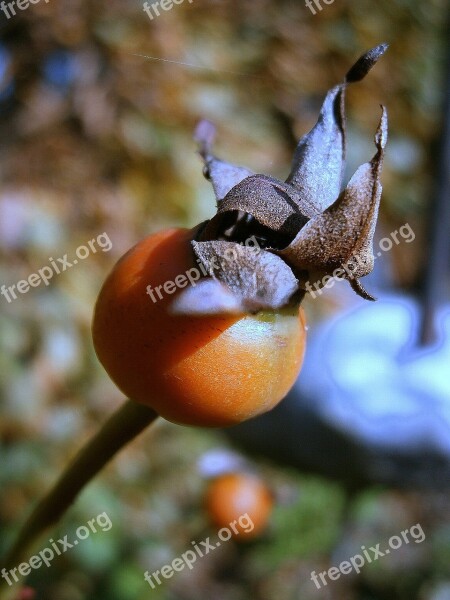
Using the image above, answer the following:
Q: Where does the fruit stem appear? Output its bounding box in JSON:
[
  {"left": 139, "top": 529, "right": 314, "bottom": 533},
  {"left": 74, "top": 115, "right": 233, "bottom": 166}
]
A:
[{"left": 0, "top": 400, "right": 158, "bottom": 593}]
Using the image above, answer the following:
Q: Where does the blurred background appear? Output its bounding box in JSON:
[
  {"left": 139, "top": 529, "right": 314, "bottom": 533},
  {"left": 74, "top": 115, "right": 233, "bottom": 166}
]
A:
[{"left": 0, "top": 0, "right": 449, "bottom": 598}]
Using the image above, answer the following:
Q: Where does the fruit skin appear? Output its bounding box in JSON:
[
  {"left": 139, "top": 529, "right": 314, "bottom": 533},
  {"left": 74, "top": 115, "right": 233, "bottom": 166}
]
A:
[
  {"left": 205, "top": 473, "right": 273, "bottom": 539},
  {"left": 92, "top": 228, "right": 306, "bottom": 427}
]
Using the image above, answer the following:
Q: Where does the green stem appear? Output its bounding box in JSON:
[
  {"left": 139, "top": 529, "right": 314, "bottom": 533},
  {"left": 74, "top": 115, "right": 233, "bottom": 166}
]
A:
[{"left": 0, "top": 400, "right": 159, "bottom": 594}]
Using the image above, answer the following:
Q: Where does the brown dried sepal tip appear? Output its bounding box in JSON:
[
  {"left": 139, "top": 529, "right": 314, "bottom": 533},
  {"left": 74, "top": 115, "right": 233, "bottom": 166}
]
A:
[{"left": 181, "top": 44, "right": 388, "bottom": 315}]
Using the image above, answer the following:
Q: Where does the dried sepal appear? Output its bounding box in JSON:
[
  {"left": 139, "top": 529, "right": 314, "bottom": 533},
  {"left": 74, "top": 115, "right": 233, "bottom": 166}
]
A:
[
  {"left": 345, "top": 43, "right": 389, "bottom": 83},
  {"left": 349, "top": 278, "right": 376, "bottom": 302},
  {"left": 200, "top": 174, "right": 310, "bottom": 244},
  {"left": 192, "top": 240, "right": 300, "bottom": 312},
  {"left": 192, "top": 45, "right": 389, "bottom": 310},
  {"left": 194, "top": 120, "right": 254, "bottom": 202},
  {"left": 286, "top": 43, "right": 388, "bottom": 213},
  {"left": 286, "top": 85, "right": 346, "bottom": 213},
  {"left": 277, "top": 106, "right": 388, "bottom": 296}
]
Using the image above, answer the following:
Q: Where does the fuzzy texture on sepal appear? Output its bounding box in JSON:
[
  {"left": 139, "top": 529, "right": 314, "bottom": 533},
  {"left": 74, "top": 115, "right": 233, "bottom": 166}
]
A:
[
  {"left": 277, "top": 107, "right": 388, "bottom": 294},
  {"left": 191, "top": 44, "right": 389, "bottom": 311}
]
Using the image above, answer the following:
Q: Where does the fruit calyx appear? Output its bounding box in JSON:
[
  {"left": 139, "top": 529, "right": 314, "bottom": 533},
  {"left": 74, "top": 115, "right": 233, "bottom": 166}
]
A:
[{"left": 180, "top": 44, "right": 389, "bottom": 315}]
